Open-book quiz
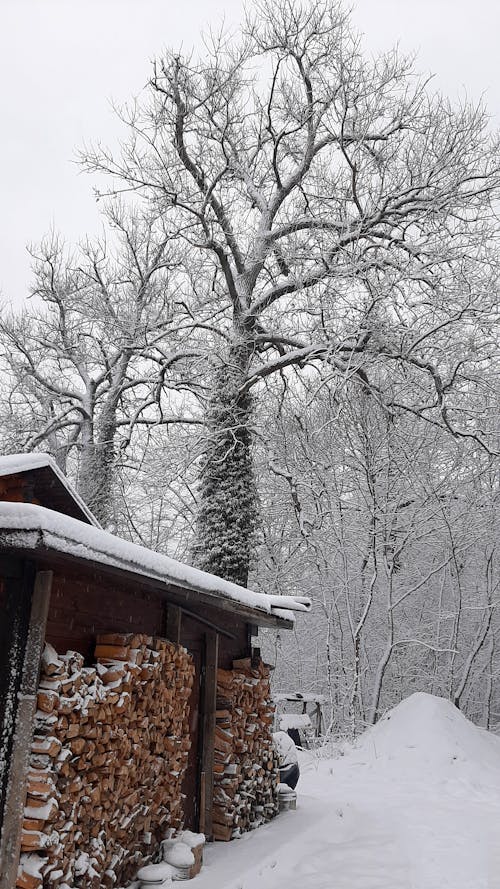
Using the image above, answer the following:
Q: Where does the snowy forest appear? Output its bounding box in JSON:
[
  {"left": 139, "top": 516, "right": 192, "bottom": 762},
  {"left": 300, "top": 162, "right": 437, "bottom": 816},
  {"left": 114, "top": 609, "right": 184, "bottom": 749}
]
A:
[{"left": 1, "top": 0, "right": 498, "bottom": 736}]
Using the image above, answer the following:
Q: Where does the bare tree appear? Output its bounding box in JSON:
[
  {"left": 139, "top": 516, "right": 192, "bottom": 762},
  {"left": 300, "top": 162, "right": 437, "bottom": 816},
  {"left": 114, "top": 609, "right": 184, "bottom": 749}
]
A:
[
  {"left": 81, "top": 0, "right": 500, "bottom": 581},
  {"left": 256, "top": 374, "right": 499, "bottom": 732},
  {"left": 0, "top": 205, "right": 204, "bottom": 524}
]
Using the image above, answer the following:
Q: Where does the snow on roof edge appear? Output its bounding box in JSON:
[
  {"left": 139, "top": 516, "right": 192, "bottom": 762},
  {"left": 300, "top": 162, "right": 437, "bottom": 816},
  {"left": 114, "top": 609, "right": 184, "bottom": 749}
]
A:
[
  {"left": 0, "top": 452, "right": 62, "bottom": 477},
  {"left": 0, "top": 502, "right": 311, "bottom": 624},
  {"left": 279, "top": 713, "right": 313, "bottom": 730},
  {"left": 0, "top": 452, "right": 100, "bottom": 528}
]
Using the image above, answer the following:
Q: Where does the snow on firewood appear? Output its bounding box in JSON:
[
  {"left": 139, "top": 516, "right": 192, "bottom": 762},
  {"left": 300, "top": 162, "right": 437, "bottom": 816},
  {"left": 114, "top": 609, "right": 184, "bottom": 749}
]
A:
[
  {"left": 164, "top": 841, "right": 195, "bottom": 868},
  {"left": 17, "top": 637, "right": 195, "bottom": 888},
  {"left": 213, "top": 658, "right": 280, "bottom": 840},
  {"left": 40, "top": 643, "right": 64, "bottom": 676}
]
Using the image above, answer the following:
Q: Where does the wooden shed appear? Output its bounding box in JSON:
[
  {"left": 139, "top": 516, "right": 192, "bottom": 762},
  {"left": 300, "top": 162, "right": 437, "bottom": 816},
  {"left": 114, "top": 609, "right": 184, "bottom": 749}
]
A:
[{"left": 0, "top": 454, "right": 310, "bottom": 889}]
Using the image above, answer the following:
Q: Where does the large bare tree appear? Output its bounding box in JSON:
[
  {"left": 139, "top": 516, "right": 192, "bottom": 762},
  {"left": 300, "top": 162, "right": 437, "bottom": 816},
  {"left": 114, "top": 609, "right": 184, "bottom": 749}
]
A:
[{"left": 75, "top": 0, "right": 499, "bottom": 579}]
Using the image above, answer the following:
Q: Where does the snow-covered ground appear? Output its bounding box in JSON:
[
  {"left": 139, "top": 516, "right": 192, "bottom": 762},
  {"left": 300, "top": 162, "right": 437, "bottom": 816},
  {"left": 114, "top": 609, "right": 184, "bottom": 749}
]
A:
[{"left": 195, "top": 693, "right": 500, "bottom": 889}]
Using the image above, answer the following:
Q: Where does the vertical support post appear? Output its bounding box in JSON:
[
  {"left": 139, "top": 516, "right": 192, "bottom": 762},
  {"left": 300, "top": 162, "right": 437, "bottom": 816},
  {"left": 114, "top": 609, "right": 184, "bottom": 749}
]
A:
[
  {"left": 200, "top": 630, "right": 218, "bottom": 841},
  {"left": 199, "top": 772, "right": 206, "bottom": 835},
  {"left": 0, "top": 559, "right": 34, "bottom": 850},
  {"left": 165, "top": 604, "right": 182, "bottom": 645},
  {"left": 315, "top": 702, "right": 321, "bottom": 737},
  {"left": 0, "top": 570, "right": 52, "bottom": 889}
]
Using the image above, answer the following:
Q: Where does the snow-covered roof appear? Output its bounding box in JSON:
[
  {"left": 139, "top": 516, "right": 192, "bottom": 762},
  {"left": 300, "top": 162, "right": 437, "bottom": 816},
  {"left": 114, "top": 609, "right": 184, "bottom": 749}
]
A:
[
  {"left": 0, "top": 452, "right": 59, "bottom": 476},
  {"left": 0, "top": 452, "right": 100, "bottom": 527},
  {"left": 273, "top": 692, "right": 327, "bottom": 704},
  {"left": 279, "top": 713, "right": 313, "bottom": 731},
  {"left": 0, "top": 501, "right": 311, "bottom": 627}
]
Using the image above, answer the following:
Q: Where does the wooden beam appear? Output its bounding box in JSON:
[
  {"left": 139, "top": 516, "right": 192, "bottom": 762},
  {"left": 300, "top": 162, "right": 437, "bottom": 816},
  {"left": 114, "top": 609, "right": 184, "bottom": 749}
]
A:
[
  {"left": 178, "top": 605, "right": 236, "bottom": 640},
  {"left": 201, "top": 630, "right": 218, "bottom": 841},
  {"left": 165, "top": 603, "right": 182, "bottom": 645},
  {"left": 0, "top": 570, "right": 52, "bottom": 889}
]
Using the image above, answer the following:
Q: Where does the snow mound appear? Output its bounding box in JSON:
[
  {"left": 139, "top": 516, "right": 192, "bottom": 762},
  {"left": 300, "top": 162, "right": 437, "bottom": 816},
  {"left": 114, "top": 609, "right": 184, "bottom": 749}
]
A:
[{"left": 355, "top": 693, "right": 500, "bottom": 788}]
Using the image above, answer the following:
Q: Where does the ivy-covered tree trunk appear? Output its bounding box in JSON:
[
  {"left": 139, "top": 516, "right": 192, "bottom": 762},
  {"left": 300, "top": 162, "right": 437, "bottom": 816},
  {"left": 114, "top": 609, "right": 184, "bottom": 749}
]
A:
[
  {"left": 78, "top": 410, "right": 117, "bottom": 528},
  {"left": 78, "top": 435, "right": 115, "bottom": 527},
  {"left": 193, "top": 340, "right": 259, "bottom": 587}
]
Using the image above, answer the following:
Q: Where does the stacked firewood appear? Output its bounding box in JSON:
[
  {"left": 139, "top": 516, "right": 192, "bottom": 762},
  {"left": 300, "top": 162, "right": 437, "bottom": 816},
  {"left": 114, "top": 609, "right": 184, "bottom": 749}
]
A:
[
  {"left": 212, "top": 658, "right": 280, "bottom": 841},
  {"left": 17, "top": 635, "right": 194, "bottom": 889}
]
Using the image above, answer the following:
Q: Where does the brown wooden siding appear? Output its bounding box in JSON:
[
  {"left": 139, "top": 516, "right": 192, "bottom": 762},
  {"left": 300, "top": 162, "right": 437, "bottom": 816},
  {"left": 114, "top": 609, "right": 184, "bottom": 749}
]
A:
[
  {"left": 45, "top": 565, "right": 164, "bottom": 660},
  {"left": 44, "top": 563, "right": 251, "bottom": 666},
  {"left": 0, "top": 475, "right": 31, "bottom": 503},
  {"left": 0, "top": 467, "right": 94, "bottom": 523}
]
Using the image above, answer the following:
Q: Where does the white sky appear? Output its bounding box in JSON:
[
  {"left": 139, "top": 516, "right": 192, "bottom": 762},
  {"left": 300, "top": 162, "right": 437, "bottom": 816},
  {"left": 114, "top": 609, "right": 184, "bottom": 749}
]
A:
[{"left": 1, "top": 0, "right": 499, "bottom": 308}]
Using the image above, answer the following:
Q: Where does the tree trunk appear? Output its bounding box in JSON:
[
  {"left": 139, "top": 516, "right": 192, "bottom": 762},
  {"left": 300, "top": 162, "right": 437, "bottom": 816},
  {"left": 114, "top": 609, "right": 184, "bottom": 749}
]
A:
[
  {"left": 193, "top": 339, "right": 259, "bottom": 586},
  {"left": 78, "top": 415, "right": 116, "bottom": 527}
]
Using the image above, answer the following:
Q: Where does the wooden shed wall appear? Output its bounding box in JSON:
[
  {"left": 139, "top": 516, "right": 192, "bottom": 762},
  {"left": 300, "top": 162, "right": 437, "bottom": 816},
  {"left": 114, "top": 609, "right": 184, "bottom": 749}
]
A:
[
  {"left": 44, "top": 563, "right": 250, "bottom": 667},
  {"left": 0, "top": 468, "right": 94, "bottom": 524},
  {"left": 0, "top": 474, "right": 30, "bottom": 503},
  {"left": 45, "top": 566, "right": 164, "bottom": 658},
  {"left": 42, "top": 560, "right": 251, "bottom": 834}
]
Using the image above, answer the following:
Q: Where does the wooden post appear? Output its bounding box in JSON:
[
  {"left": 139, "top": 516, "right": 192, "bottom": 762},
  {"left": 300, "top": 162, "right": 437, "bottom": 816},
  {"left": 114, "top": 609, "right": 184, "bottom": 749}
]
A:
[
  {"left": 0, "top": 559, "right": 34, "bottom": 845},
  {"left": 315, "top": 702, "right": 320, "bottom": 737},
  {"left": 201, "top": 631, "right": 218, "bottom": 841},
  {"left": 165, "top": 604, "right": 182, "bottom": 645},
  {"left": 0, "top": 570, "right": 52, "bottom": 889},
  {"left": 199, "top": 771, "right": 206, "bottom": 835}
]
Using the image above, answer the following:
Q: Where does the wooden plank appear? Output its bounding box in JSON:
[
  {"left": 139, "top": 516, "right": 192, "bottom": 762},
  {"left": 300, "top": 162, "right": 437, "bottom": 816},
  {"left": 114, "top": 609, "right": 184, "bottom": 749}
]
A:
[
  {"left": 178, "top": 606, "right": 237, "bottom": 640},
  {"left": 201, "top": 630, "right": 218, "bottom": 841},
  {"left": 0, "top": 570, "right": 52, "bottom": 889}
]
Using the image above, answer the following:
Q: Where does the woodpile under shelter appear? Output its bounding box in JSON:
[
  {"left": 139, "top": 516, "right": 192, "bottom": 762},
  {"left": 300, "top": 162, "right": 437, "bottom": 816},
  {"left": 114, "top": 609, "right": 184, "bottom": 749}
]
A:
[{"left": 0, "top": 454, "right": 310, "bottom": 889}]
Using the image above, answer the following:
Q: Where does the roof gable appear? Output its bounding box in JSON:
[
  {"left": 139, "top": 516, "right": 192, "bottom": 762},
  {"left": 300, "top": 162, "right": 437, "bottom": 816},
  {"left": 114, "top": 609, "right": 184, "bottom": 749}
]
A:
[{"left": 0, "top": 453, "right": 100, "bottom": 527}]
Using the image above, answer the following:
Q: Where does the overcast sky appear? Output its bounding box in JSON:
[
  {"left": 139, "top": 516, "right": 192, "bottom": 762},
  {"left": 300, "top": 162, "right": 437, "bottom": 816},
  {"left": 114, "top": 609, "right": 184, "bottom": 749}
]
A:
[{"left": 1, "top": 0, "right": 499, "bottom": 309}]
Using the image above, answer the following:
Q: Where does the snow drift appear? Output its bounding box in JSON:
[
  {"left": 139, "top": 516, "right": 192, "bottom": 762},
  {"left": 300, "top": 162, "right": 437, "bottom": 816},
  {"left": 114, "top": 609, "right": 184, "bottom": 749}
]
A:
[
  {"left": 195, "top": 693, "right": 500, "bottom": 889},
  {"left": 354, "top": 692, "right": 500, "bottom": 790}
]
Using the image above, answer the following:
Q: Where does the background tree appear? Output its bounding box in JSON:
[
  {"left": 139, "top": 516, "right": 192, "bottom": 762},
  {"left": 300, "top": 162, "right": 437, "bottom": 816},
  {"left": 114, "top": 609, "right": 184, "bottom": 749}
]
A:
[
  {"left": 0, "top": 205, "right": 204, "bottom": 524},
  {"left": 257, "top": 373, "right": 499, "bottom": 731}
]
